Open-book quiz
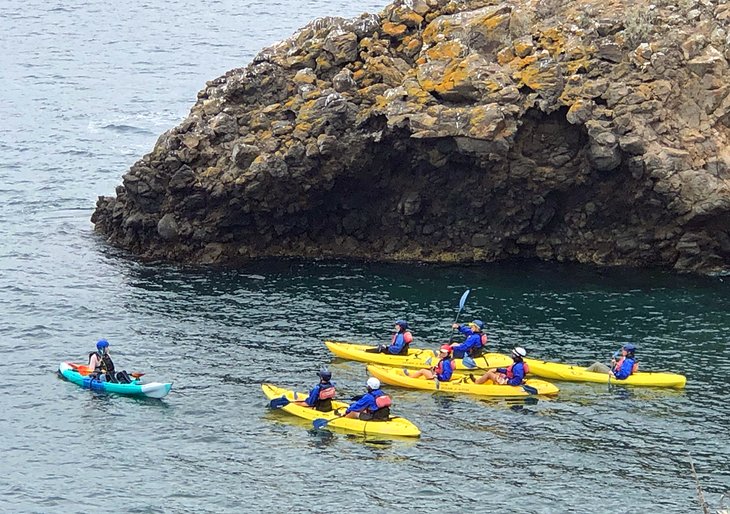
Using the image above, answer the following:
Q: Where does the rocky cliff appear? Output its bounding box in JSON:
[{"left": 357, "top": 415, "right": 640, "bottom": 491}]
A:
[{"left": 92, "top": 0, "right": 730, "bottom": 273}]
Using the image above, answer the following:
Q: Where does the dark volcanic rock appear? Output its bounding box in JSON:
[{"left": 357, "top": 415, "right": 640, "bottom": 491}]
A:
[{"left": 92, "top": 0, "right": 730, "bottom": 274}]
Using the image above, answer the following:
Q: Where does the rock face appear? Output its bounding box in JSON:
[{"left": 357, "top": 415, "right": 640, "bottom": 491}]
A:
[{"left": 91, "top": 0, "right": 730, "bottom": 274}]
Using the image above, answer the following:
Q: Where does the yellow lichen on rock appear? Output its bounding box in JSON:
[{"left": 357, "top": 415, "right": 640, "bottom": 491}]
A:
[{"left": 382, "top": 21, "right": 408, "bottom": 37}]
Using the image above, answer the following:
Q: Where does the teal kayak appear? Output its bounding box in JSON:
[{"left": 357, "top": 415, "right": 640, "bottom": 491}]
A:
[{"left": 58, "top": 362, "right": 172, "bottom": 399}]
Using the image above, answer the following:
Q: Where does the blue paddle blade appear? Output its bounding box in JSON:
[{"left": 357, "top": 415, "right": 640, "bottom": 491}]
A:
[
  {"left": 522, "top": 384, "right": 539, "bottom": 395},
  {"left": 269, "top": 396, "right": 290, "bottom": 409},
  {"left": 458, "top": 289, "right": 471, "bottom": 311},
  {"left": 462, "top": 355, "right": 477, "bottom": 369},
  {"left": 312, "top": 418, "right": 329, "bottom": 430}
]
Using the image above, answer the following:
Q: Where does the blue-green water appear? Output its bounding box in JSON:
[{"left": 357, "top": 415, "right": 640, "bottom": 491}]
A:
[{"left": 1, "top": 0, "right": 729, "bottom": 512}]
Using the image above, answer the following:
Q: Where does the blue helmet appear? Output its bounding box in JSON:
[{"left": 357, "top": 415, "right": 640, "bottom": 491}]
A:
[
  {"left": 471, "top": 320, "right": 484, "bottom": 331},
  {"left": 317, "top": 367, "right": 332, "bottom": 381},
  {"left": 395, "top": 320, "right": 409, "bottom": 330},
  {"left": 96, "top": 339, "right": 109, "bottom": 351},
  {"left": 623, "top": 343, "right": 636, "bottom": 353}
]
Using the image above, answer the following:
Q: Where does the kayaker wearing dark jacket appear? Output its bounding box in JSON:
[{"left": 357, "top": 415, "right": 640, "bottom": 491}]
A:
[
  {"left": 88, "top": 339, "right": 132, "bottom": 384},
  {"left": 367, "top": 320, "right": 413, "bottom": 354},
  {"left": 404, "top": 344, "right": 455, "bottom": 381},
  {"left": 474, "top": 347, "right": 529, "bottom": 385},
  {"left": 294, "top": 368, "right": 336, "bottom": 412},
  {"left": 449, "top": 320, "right": 487, "bottom": 359},
  {"left": 342, "top": 377, "right": 392, "bottom": 421}
]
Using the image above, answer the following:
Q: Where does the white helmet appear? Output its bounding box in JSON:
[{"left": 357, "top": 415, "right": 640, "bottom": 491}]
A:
[
  {"left": 512, "top": 347, "right": 527, "bottom": 358},
  {"left": 366, "top": 377, "right": 381, "bottom": 390}
]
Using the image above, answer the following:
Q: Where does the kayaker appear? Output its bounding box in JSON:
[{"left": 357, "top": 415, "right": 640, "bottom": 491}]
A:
[
  {"left": 473, "top": 347, "right": 529, "bottom": 385},
  {"left": 586, "top": 344, "right": 639, "bottom": 379},
  {"left": 366, "top": 320, "right": 413, "bottom": 355},
  {"left": 341, "top": 377, "right": 392, "bottom": 421},
  {"left": 88, "top": 339, "right": 132, "bottom": 384},
  {"left": 403, "top": 344, "right": 454, "bottom": 381},
  {"left": 449, "top": 319, "right": 487, "bottom": 359},
  {"left": 293, "top": 367, "right": 336, "bottom": 412}
]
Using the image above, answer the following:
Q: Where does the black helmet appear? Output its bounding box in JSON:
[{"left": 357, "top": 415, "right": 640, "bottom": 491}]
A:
[{"left": 317, "top": 367, "right": 332, "bottom": 381}]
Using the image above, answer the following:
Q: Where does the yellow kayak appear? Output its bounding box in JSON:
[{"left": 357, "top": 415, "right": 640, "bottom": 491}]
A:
[
  {"left": 261, "top": 384, "right": 421, "bottom": 437},
  {"left": 524, "top": 359, "right": 687, "bottom": 388},
  {"left": 324, "top": 341, "right": 512, "bottom": 370},
  {"left": 366, "top": 365, "right": 559, "bottom": 397}
]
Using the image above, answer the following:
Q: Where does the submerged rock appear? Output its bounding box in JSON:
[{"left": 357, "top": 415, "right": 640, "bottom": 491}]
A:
[{"left": 91, "top": 0, "right": 730, "bottom": 274}]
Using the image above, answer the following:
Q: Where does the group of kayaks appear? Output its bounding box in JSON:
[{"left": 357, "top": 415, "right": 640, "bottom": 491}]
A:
[
  {"left": 58, "top": 340, "right": 686, "bottom": 439},
  {"left": 263, "top": 341, "right": 687, "bottom": 438}
]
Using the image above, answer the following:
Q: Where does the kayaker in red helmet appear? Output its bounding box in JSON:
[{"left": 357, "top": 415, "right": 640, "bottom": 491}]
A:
[{"left": 403, "top": 344, "right": 455, "bottom": 381}]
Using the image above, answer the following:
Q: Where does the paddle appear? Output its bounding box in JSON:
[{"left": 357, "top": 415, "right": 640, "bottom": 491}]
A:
[
  {"left": 313, "top": 414, "right": 346, "bottom": 430},
  {"left": 448, "top": 289, "right": 471, "bottom": 343},
  {"left": 522, "top": 384, "right": 539, "bottom": 395},
  {"left": 68, "top": 362, "right": 144, "bottom": 379},
  {"left": 268, "top": 395, "right": 310, "bottom": 409},
  {"left": 268, "top": 396, "right": 293, "bottom": 409},
  {"left": 608, "top": 349, "right": 621, "bottom": 387}
]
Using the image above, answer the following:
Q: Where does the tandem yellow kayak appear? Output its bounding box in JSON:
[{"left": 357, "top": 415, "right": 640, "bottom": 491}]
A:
[
  {"left": 366, "top": 365, "right": 559, "bottom": 397},
  {"left": 324, "top": 341, "right": 512, "bottom": 370},
  {"left": 261, "top": 384, "right": 421, "bottom": 437},
  {"left": 524, "top": 359, "right": 687, "bottom": 388}
]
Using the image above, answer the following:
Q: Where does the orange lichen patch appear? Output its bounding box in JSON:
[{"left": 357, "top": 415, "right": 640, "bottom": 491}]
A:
[
  {"left": 367, "top": 57, "right": 406, "bottom": 86},
  {"left": 539, "top": 27, "right": 566, "bottom": 58},
  {"left": 419, "top": 60, "right": 471, "bottom": 96},
  {"left": 283, "top": 97, "right": 300, "bottom": 109},
  {"left": 482, "top": 79, "right": 505, "bottom": 93},
  {"left": 497, "top": 47, "right": 515, "bottom": 65},
  {"left": 394, "top": 10, "right": 424, "bottom": 28},
  {"left": 382, "top": 21, "right": 408, "bottom": 37},
  {"left": 518, "top": 65, "right": 548, "bottom": 91},
  {"left": 400, "top": 34, "right": 423, "bottom": 57},
  {"left": 566, "top": 57, "right": 592, "bottom": 74},
  {"left": 509, "top": 54, "right": 539, "bottom": 70},
  {"left": 404, "top": 82, "right": 434, "bottom": 104},
  {"left": 315, "top": 55, "right": 333, "bottom": 72},
  {"left": 353, "top": 69, "right": 367, "bottom": 82},
  {"left": 425, "top": 40, "right": 468, "bottom": 61},
  {"left": 295, "top": 100, "right": 322, "bottom": 124},
  {"left": 422, "top": 19, "right": 454, "bottom": 45},
  {"left": 514, "top": 40, "right": 534, "bottom": 57},
  {"left": 479, "top": 11, "right": 511, "bottom": 31}
]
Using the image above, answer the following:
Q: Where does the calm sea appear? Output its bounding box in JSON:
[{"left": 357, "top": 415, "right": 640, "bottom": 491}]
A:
[{"left": 1, "top": 1, "right": 728, "bottom": 512}]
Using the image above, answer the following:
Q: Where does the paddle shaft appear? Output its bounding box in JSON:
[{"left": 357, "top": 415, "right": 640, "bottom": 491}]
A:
[
  {"left": 68, "top": 363, "right": 143, "bottom": 378},
  {"left": 313, "top": 414, "right": 347, "bottom": 429},
  {"left": 448, "top": 289, "right": 470, "bottom": 343}
]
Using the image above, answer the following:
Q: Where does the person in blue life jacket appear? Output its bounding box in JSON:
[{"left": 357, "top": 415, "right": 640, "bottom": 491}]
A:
[
  {"left": 366, "top": 320, "right": 413, "bottom": 355},
  {"left": 585, "top": 344, "right": 639, "bottom": 379},
  {"left": 88, "top": 339, "right": 132, "bottom": 384},
  {"left": 449, "top": 319, "right": 487, "bottom": 359},
  {"left": 340, "top": 377, "right": 392, "bottom": 421},
  {"left": 403, "top": 344, "right": 455, "bottom": 381},
  {"left": 292, "top": 367, "right": 337, "bottom": 412},
  {"left": 473, "top": 347, "right": 529, "bottom": 385}
]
